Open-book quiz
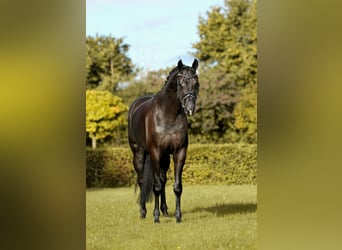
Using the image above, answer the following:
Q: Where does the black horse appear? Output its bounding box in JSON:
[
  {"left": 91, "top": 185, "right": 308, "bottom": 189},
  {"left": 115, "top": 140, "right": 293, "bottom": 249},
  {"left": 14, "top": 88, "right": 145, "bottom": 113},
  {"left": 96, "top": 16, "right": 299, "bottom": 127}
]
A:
[{"left": 128, "top": 59, "right": 199, "bottom": 223}]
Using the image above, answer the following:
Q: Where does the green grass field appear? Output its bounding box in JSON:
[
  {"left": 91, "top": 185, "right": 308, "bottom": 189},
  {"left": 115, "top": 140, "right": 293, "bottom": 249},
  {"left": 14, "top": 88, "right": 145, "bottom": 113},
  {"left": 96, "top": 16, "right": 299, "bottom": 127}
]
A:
[{"left": 86, "top": 185, "right": 257, "bottom": 250}]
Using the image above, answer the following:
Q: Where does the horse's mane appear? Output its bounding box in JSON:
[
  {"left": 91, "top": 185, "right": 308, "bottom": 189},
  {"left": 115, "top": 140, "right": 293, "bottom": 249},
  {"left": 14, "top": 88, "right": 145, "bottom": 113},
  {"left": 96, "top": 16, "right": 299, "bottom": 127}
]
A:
[
  {"left": 163, "top": 67, "right": 179, "bottom": 86},
  {"left": 163, "top": 65, "right": 194, "bottom": 86}
]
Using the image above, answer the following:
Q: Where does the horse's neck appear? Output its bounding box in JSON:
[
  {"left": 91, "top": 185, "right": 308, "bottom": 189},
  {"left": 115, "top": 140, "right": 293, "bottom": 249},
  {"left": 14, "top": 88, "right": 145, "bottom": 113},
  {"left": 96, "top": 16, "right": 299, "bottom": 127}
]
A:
[{"left": 155, "top": 77, "right": 181, "bottom": 115}]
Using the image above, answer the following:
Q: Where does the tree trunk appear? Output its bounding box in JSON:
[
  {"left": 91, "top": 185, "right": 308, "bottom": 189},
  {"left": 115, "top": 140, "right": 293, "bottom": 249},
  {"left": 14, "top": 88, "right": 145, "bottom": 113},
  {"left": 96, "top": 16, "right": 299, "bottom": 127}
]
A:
[
  {"left": 110, "top": 58, "right": 114, "bottom": 78},
  {"left": 110, "top": 58, "right": 115, "bottom": 92},
  {"left": 91, "top": 136, "right": 97, "bottom": 149}
]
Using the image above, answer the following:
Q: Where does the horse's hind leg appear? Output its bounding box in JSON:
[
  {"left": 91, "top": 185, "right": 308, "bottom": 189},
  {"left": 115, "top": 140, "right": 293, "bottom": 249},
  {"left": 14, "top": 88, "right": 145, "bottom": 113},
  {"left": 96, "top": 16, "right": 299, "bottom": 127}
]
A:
[
  {"left": 160, "top": 155, "right": 170, "bottom": 216},
  {"left": 131, "top": 146, "right": 146, "bottom": 218},
  {"left": 160, "top": 170, "right": 168, "bottom": 216},
  {"left": 133, "top": 151, "right": 145, "bottom": 190},
  {"left": 152, "top": 169, "right": 162, "bottom": 223},
  {"left": 160, "top": 176, "right": 168, "bottom": 216}
]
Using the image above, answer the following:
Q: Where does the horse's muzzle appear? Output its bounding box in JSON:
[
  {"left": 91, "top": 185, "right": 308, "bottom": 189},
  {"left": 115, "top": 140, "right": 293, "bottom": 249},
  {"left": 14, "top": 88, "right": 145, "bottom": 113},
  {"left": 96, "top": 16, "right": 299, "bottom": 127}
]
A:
[
  {"left": 183, "top": 100, "right": 196, "bottom": 116},
  {"left": 181, "top": 92, "right": 196, "bottom": 116}
]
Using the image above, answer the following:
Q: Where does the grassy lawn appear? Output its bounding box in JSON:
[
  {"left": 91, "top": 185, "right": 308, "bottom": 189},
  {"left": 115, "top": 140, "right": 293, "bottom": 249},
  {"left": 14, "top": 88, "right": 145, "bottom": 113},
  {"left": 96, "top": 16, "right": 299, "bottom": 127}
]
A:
[{"left": 86, "top": 185, "right": 257, "bottom": 250}]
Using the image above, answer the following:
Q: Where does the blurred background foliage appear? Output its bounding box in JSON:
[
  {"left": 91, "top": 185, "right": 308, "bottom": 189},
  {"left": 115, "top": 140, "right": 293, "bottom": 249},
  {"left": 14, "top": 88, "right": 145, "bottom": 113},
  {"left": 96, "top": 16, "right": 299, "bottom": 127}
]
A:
[
  {"left": 86, "top": 0, "right": 256, "bottom": 147},
  {"left": 86, "top": 35, "right": 136, "bottom": 92},
  {"left": 86, "top": 90, "right": 128, "bottom": 148}
]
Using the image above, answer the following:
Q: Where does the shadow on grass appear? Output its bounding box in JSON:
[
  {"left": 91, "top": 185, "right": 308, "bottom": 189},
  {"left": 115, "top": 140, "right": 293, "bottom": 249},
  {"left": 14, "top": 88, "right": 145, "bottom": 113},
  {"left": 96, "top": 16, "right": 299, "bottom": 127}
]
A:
[{"left": 190, "top": 203, "right": 257, "bottom": 217}]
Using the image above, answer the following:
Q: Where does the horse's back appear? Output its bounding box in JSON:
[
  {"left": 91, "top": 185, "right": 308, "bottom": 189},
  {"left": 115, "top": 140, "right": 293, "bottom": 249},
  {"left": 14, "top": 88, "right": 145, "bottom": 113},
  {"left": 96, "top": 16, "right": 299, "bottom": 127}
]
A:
[
  {"left": 128, "top": 95, "right": 154, "bottom": 148},
  {"left": 129, "top": 95, "right": 153, "bottom": 120}
]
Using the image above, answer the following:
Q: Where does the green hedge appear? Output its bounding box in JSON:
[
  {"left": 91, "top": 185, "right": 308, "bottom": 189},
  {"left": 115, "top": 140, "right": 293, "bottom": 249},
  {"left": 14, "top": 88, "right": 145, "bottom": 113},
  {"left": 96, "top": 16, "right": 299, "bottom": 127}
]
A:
[
  {"left": 86, "top": 147, "right": 135, "bottom": 187},
  {"left": 86, "top": 144, "right": 257, "bottom": 187}
]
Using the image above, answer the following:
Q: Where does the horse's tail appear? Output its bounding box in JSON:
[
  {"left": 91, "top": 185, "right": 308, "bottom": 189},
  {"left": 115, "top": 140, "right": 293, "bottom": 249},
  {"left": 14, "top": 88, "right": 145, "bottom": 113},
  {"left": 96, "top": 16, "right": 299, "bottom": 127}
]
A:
[{"left": 140, "top": 153, "right": 153, "bottom": 204}]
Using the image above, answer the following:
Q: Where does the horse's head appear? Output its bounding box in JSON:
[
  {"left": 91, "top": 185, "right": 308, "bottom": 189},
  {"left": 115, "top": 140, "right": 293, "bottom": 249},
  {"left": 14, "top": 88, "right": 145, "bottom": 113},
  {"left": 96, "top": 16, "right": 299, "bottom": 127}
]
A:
[{"left": 176, "top": 59, "right": 200, "bottom": 116}]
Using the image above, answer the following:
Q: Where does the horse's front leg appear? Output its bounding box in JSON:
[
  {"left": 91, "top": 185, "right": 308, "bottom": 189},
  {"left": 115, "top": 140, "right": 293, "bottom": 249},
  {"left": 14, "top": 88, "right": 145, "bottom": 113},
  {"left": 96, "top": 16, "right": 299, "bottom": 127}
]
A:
[
  {"left": 173, "top": 147, "right": 186, "bottom": 223},
  {"left": 150, "top": 149, "right": 162, "bottom": 223},
  {"left": 160, "top": 173, "right": 168, "bottom": 217}
]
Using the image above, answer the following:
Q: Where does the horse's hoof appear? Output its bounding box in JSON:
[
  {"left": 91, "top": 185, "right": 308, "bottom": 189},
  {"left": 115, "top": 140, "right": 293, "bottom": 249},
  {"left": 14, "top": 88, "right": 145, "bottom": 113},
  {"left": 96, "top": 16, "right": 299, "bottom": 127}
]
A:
[
  {"left": 176, "top": 217, "right": 181, "bottom": 223},
  {"left": 162, "top": 211, "right": 169, "bottom": 217},
  {"left": 154, "top": 218, "right": 160, "bottom": 223},
  {"left": 140, "top": 208, "right": 147, "bottom": 219}
]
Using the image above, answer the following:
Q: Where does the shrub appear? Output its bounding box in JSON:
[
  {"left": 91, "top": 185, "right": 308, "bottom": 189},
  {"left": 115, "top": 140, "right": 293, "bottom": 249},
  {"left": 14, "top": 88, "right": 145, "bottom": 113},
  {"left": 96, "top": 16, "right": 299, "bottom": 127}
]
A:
[
  {"left": 86, "top": 147, "right": 135, "bottom": 187},
  {"left": 180, "top": 144, "right": 257, "bottom": 185},
  {"left": 86, "top": 144, "right": 257, "bottom": 187}
]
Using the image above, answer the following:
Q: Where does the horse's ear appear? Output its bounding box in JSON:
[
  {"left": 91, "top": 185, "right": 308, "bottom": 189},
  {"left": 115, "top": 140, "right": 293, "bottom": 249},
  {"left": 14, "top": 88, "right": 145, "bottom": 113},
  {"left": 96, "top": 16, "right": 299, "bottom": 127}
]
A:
[
  {"left": 177, "top": 60, "right": 184, "bottom": 69},
  {"left": 192, "top": 59, "right": 199, "bottom": 71}
]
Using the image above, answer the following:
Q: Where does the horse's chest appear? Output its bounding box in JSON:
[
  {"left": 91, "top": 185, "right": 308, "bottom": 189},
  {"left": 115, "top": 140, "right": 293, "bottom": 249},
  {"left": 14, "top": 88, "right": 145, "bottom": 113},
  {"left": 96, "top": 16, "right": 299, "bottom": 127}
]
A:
[
  {"left": 155, "top": 121, "right": 183, "bottom": 134},
  {"left": 154, "top": 123, "right": 187, "bottom": 151}
]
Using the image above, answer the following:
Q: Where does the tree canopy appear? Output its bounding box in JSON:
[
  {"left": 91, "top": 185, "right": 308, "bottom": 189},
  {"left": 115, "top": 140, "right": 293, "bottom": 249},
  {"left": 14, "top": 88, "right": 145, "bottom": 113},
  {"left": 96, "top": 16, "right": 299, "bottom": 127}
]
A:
[
  {"left": 194, "top": 0, "right": 257, "bottom": 84},
  {"left": 86, "top": 89, "right": 128, "bottom": 148},
  {"left": 190, "top": 0, "right": 257, "bottom": 143},
  {"left": 86, "top": 35, "right": 136, "bottom": 92}
]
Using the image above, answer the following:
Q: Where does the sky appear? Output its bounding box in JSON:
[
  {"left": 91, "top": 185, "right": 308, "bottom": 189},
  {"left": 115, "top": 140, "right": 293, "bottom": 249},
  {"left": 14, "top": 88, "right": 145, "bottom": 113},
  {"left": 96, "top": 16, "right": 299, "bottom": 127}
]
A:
[{"left": 86, "top": 0, "right": 225, "bottom": 70}]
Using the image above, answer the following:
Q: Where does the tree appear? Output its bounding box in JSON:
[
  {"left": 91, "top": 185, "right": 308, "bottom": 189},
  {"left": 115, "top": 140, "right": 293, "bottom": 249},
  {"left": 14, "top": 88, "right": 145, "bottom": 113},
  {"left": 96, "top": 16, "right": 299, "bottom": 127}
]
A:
[
  {"left": 193, "top": 0, "right": 256, "bottom": 85},
  {"left": 191, "top": 0, "right": 257, "bottom": 143},
  {"left": 117, "top": 67, "right": 170, "bottom": 107},
  {"left": 86, "top": 90, "right": 128, "bottom": 148},
  {"left": 230, "top": 83, "right": 257, "bottom": 143},
  {"left": 86, "top": 35, "right": 136, "bottom": 92},
  {"left": 187, "top": 67, "right": 239, "bottom": 143}
]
